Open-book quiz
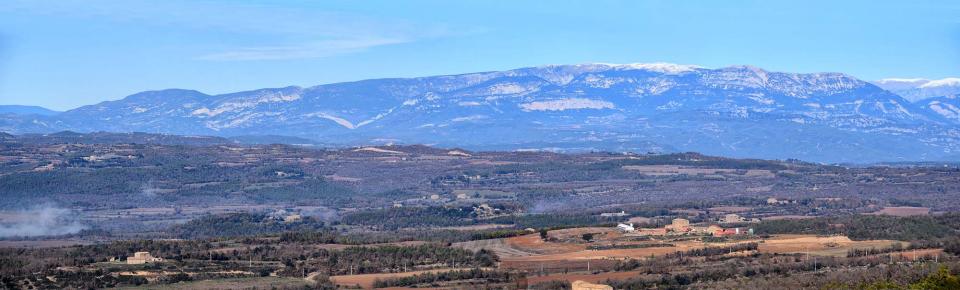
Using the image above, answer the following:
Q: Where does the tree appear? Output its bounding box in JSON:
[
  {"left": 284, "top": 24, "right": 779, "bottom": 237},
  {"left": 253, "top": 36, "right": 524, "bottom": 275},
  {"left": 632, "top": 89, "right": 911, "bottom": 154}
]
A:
[
  {"left": 581, "top": 233, "right": 594, "bottom": 242},
  {"left": 910, "top": 266, "right": 960, "bottom": 290}
]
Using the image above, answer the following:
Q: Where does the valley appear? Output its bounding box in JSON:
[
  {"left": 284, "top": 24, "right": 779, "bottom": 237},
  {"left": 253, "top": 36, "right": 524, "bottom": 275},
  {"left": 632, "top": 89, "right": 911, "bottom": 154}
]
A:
[
  {"left": 4, "top": 2, "right": 959, "bottom": 289},
  {"left": 1, "top": 133, "right": 959, "bottom": 289}
]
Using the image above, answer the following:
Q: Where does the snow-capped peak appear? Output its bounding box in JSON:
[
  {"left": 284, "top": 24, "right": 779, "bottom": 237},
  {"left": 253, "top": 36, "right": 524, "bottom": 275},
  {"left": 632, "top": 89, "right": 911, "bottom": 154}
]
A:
[
  {"left": 873, "top": 77, "right": 960, "bottom": 102},
  {"left": 591, "top": 62, "right": 704, "bottom": 74},
  {"left": 919, "top": 78, "right": 960, "bottom": 88},
  {"left": 875, "top": 78, "right": 928, "bottom": 84}
]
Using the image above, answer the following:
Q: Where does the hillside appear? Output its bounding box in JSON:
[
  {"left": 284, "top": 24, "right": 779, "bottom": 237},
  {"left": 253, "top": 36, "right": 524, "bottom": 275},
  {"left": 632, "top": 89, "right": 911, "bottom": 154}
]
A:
[{"left": 3, "top": 63, "right": 959, "bottom": 162}]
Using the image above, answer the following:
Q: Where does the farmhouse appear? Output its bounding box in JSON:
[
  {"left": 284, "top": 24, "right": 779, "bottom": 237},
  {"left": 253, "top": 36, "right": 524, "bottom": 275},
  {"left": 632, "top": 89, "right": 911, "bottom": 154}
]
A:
[
  {"left": 707, "top": 225, "right": 723, "bottom": 234},
  {"left": 690, "top": 225, "right": 724, "bottom": 235},
  {"left": 721, "top": 213, "right": 745, "bottom": 223},
  {"left": 627, "top": 218, "right": 692, "bottom": 236},
  {"left": 127, "top": 252, "right": 162, "bottom": 264},
  {"left": 664, "top": 218, "right": 691, "bottom": 232},
  {"left": 620, "top": 217, "right": 752, "bottom": 238},
  {"left": 473, "top": 203, "right": 498, "bottom": 217}
]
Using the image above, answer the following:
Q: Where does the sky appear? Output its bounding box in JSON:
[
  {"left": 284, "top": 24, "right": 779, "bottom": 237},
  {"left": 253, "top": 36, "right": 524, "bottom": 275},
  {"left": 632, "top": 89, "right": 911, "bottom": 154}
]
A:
[{"left": 0, "top": 0, "right": 958, "bottom": 110}]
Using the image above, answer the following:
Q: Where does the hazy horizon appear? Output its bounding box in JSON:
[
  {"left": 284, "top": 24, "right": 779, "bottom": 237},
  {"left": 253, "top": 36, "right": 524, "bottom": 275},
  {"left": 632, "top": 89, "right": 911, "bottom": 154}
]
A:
[{"left": 1, "top": 0, "right": 958, "bottom": 110}]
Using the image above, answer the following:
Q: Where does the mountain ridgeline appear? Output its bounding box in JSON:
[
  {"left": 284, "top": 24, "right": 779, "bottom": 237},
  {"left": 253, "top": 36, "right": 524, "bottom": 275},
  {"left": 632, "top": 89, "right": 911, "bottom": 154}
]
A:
[{"left": 2, "top": 63, "right": 959, "bottom": 163}]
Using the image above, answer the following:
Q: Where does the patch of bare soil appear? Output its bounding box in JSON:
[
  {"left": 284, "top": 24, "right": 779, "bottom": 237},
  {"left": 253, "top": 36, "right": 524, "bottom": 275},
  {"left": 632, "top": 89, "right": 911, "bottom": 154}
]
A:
[{"left": 866, "top": 206, "right": 930, "bottom": 216}]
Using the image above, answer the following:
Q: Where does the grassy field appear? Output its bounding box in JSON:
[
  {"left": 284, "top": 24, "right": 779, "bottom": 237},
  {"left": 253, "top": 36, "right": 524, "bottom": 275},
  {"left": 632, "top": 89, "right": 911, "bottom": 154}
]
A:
[
  {"left": 113, "top": 277, "right": 309, "bottom": 290},
  {"left": 867, "top": 206, "right": 931, "bottom": 216},
  {"left": 329, "top": 268, "right": 477, "bottom": 289}
]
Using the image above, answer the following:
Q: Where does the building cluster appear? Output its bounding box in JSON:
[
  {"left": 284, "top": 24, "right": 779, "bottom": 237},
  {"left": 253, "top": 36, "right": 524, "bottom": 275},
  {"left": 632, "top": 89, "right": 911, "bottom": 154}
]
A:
[
  {"left": 126, "top": 252, "right": 163, "bottom": 264},
  {"left": 617, "top": 218, "right": 752, "bottom": 237},
  {"left": 268, "top": 209, "right": 303, "bottom": 223},
  {"left": 472, "top": 203, "right": 499, "bottom": 217},
  {"left": 767, "top": 197, "right": 796, "bottom": 205},
  {"left": 718, "top": 213, "right": 760, "bottom": 224}
]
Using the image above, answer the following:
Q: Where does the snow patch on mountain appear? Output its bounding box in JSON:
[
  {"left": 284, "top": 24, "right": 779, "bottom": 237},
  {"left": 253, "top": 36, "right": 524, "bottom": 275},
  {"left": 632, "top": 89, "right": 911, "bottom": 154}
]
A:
[
  {"left": 485, "top": 83, "right": 534, "bottom": 95},
  {"left": 451, "top": 115, "right": 489, "bottom": 122},
  {"left": 204, "top": 111, "right": 282, "bottom": 130},
  {"left": 876, "top": 78, "right": 927, "bottom": 84},
  {"left": 874, "top": 77, "right": 960, "bottom": 102},
  {"left": 929, "top": 101, "right": 960, "bottom": 120},
  {"left": 519, "top": 98, "right": 615, "bottom": 111},
  {"left": 748, "top": 94, "right": 775, "bottom": 105},
  {"left": 192, "top": 92, "right": 300, "bottom": 117},
  {"left": 584, "top": 74, "right": 620, "bottom": 88},
  {"left": 307, "top": 112, "right": 357, "bottom": 129},
  {"left": 594, "top": 62, "right": 703, "bottom": 74},
  {"left": 657, "top": 101, "right": 683, "bottom": 111},
  {"left": 356, "top": 108, "right": 396, "bottom": 128},
  {"left": 6, "top": 63, "right": 960, "bottom": 163},
  {"left": 353, "top": 147, "right": 404, "bottom": 154},
  {"left": 920, "top": 78, "right": 960, "bottom": 88}
]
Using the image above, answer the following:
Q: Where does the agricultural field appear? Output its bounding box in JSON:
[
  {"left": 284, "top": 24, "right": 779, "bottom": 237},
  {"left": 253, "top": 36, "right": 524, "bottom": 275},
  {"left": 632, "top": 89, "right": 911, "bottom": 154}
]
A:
[{"left": 1, "top": 133, "right": 960, "bottom": 289}]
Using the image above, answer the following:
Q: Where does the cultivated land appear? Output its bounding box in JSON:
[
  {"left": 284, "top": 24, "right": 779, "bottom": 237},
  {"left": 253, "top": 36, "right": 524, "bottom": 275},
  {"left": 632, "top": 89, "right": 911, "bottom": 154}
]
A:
[
  {"left": 1, "top": 133, "right": 959, "bottom": 289},
  {"left": 329, "top": 268, "right": 478, "bottom": 289},
  {"left": 112, "top": 277, "right": 309, "bottom": 290}
]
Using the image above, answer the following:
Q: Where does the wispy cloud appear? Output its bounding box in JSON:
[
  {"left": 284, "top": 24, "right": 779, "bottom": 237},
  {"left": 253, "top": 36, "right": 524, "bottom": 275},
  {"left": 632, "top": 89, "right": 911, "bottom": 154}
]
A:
[
  {"left": 197, "top": 37, "right": 410, "bottom": 61},
  {"left": 2, "top": 0, "right": 458, "bottom": 61}
]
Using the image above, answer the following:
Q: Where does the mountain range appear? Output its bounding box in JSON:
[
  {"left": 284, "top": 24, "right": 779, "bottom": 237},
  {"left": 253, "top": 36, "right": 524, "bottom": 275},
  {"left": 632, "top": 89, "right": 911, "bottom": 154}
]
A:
[
  {"left": 873, "top": 78, "right": 960, "bottom": 102},
  {"left": 2, "top": 63, "right": 959, "bottom": 163},
  {"left": 0, "top": 105, "right": 60, "bottom": 116}
]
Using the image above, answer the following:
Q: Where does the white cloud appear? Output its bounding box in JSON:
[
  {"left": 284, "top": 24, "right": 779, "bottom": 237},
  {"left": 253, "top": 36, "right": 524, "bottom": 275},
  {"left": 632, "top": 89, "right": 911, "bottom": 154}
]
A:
[{"left": 2, "top": 0, "right": 459, "bottom": 61}]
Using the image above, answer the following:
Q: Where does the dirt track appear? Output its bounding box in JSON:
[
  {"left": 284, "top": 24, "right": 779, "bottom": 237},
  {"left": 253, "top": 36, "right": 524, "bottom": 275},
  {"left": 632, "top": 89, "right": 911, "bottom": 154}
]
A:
[{"left": 453, "top": 237, "right": 538, "bottom": 257}]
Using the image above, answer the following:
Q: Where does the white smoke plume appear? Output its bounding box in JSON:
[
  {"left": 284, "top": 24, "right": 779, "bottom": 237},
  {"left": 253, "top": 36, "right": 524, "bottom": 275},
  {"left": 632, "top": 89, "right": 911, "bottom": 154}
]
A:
[{"left": 0, "top": 206, "right": 86, "bottom": 238}]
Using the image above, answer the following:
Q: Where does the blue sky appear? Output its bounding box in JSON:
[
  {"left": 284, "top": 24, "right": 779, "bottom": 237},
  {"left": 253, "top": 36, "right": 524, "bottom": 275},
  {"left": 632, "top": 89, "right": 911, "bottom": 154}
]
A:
[{"left": 0, "top": 0, "right": 958, "bottom": 110}]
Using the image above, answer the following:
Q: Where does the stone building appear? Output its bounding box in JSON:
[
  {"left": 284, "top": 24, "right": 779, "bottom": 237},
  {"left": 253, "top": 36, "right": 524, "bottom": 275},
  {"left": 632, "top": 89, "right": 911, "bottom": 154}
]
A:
[{"left": 127, "top": 252, "right": 162, "bottom": 264}]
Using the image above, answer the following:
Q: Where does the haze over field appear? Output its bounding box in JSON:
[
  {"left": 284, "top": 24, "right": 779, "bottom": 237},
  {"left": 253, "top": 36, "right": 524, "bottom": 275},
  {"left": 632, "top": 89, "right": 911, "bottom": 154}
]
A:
[{"left": 0, "top": 206, "right": 84, "bottom": 238}]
